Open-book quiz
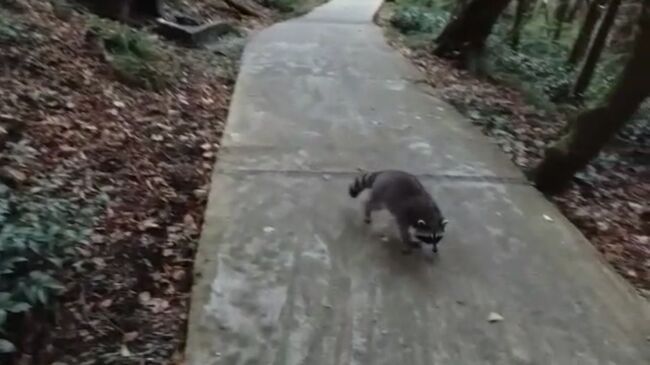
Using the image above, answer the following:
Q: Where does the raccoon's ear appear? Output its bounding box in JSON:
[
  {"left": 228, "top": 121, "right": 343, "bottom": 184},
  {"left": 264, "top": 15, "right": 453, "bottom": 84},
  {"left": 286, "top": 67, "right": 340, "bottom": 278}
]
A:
[{"left": 441, "top": 219, "right": 448, "bottom": 229}]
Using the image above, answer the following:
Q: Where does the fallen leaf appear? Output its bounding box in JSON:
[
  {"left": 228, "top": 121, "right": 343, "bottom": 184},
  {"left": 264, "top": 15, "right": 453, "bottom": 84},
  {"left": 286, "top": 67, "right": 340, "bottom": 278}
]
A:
[
  {"left": 120, "top": 344, "right": 131, "bottom": 357},
  {"left": 0, "top": 167, "right": 27, "bottom": 185},
  {"left": 123, "top": 331, "right": 139, "bottom": 342},
  {"left": 138, "top": 291, "right": 151, "bottom": 304},
  {"left": 99, "top": 299, "right": 112, "bottom": 308},
  {"left": 183, "top": 214, "right": 198, "bottom": 233},
  {"left": 172, "top": 269, "right": 185, "bottom": 280},
  {"left": 139, "top": 218, "right": 159, "bottom": 231}
]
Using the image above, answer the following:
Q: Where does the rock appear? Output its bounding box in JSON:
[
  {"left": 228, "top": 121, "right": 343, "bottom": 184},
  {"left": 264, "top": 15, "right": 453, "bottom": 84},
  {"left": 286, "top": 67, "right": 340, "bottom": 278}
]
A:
[
  {"left": 173, "top": 13, "right": 202, "bottom": 26},
  {"left": 487, "top": 312, "right": 504, "bottom": 323},
  {"left": 155, "top": 18, "right": 242, "bottom": 48}
]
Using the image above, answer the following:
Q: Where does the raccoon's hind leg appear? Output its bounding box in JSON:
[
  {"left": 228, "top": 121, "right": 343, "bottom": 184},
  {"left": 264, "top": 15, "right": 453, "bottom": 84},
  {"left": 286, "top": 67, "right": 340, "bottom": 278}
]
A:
[{"left": 364, "top": 195, "right": 381, "bottom": 224}]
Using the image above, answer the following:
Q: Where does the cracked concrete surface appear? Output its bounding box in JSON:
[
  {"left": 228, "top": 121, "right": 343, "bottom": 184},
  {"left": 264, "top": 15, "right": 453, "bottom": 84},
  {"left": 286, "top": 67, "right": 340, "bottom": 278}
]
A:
[{"left": 185, "top": 0, "right": 650, "bottom": 364}]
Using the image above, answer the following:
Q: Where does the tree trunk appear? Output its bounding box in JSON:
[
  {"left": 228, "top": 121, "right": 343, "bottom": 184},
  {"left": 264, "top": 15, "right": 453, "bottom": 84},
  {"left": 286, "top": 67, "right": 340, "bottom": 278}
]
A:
[
  {"left": 85, "top": 0, "right": 162, "bottom": 22},
  {"left": 566, "top": 0, "right": 585, "bottom": 23},
  {"left": 534, "top": 2, "right": 650, "bottom": 193},
  {"left": 568, "top": 0, "right": 604, "bottom": 65},
  {"left": 511, "top": 0, "right": 531, "bottom": 50},
  {"left": 572, "top": 0, "right": 621, "bottom": 97},
  {"left": 553, "top": 0, "right": 571, "bottom": 40},
  {"left": 434, "top": 0, "right": 512, "bottom": 69}
]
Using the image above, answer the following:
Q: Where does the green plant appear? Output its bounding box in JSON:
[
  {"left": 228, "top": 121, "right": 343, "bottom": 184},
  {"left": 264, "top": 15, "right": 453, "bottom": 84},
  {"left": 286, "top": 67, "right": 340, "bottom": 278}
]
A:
[
  {"left": 390, "top": 5, "right": 448, "bottom": 34},
  {"left": 0, "top": 11, "right": 20, "bottom": 43},
  {"left": 0, "top": 183, "right": 98, "bottom": 352},
  {"left": 89, "top": 18, "right": 174, "bottom": 90}
]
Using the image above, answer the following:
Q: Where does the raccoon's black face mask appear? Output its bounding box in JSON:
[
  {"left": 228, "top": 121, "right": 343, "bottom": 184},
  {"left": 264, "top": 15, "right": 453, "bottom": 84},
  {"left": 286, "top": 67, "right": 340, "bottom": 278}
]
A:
[{"left": 414, "top": 218, "right": 448, "bottom": 252}]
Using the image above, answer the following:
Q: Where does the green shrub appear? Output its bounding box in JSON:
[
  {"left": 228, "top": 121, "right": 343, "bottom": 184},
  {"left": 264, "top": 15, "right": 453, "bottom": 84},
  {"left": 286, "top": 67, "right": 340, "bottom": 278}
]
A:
[
  {"left": 490, "top": 44, "right": 574, "bottom": 99},
  {"left": 0, "top": 183, "right": 98, "bottom": 352},
  {"left": 90, "top": 19, "right": 174, "bottom": 90},
  {"left": 390, "top": 5, "right": 447, "bottom": 34},
  {"left": 0, "top": 11, "right": 20, "bottom": 43}
]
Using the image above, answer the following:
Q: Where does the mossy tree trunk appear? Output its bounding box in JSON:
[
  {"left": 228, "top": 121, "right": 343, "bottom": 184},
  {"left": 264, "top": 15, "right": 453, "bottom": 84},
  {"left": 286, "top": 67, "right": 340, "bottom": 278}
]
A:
[
  {"left": 568, "top": 0, "right": 605, "bottom": 66},
  {"left": 534, "top": 3, "right": 650, "bottom": 193},
  {"left": 572, "top": 0, "right": 621, "bottom": 97},
  {"left": 434, "top": 0, "right": 512, "bottom": 69}
]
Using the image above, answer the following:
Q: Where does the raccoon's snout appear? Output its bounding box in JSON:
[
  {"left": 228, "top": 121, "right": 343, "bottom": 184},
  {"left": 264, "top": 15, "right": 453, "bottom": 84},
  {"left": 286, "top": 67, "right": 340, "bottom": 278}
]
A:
[
  {"left": 416, "top": 233, "right": 436, "bottom": 244},
  {"left": 416, "top": 232, "right": 443, "bottom": 245}
]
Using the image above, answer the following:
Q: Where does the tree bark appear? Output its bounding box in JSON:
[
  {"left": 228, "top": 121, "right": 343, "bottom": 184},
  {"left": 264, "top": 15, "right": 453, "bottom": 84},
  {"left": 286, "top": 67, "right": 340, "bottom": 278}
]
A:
[
  {"left": 511, "top": 0, "right": 531, "bottom": 50},
  {"left": 568, "top": 0, "right": 604, "bottom": 65},
  {"left": 534, "top": 2, "right": 650, "bottom": 193},
  {"left": 85, "top": 0, "right": 162, "bottom": 22},
  {"left": 434, "top": 0, "right": 512, "bottom": 69}
]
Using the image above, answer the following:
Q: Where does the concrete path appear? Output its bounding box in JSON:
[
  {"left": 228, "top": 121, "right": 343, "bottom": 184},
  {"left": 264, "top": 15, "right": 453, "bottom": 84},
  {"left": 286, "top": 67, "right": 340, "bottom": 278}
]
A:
[{"left": 186, "top": 1, "right": 650, "bottom": 364}]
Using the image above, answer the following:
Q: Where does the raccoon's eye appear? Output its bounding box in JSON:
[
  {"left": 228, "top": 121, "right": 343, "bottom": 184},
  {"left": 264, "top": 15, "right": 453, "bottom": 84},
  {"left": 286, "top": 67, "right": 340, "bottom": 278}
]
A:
[{"left": 417, "top": 219, "right": 427, "bottom": 228}]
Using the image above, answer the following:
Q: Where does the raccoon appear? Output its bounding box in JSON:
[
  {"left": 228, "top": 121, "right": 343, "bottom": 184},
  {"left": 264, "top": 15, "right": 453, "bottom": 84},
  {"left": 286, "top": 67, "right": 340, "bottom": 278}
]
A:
[{"left": 349, "top": 170, "right": 448, "bottom": 253}]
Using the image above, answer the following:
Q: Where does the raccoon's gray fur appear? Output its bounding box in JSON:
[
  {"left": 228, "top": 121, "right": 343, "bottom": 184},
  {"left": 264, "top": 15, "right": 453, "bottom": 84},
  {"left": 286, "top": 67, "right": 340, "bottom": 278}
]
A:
[{"left": 349, "top": 170, "right": 448, "bottom": 253}]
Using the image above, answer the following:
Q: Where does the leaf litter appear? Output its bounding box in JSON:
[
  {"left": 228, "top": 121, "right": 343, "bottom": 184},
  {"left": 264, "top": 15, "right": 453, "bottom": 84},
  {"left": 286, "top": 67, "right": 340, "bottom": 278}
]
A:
[{"left": 0, "top": 0, "right": 288, "bottom": 363}]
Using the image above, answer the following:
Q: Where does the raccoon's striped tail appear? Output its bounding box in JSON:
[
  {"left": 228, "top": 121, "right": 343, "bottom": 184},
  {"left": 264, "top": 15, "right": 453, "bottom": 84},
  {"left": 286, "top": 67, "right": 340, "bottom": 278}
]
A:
[{"left": 349, "top": 171, "right": 380, "bottom": 198}]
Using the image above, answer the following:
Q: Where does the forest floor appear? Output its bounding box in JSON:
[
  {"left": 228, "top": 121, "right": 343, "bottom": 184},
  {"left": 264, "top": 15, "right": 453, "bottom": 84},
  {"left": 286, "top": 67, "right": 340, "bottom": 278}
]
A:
[
  {"left": 0, "top": 0, "right": 323, "bottom": 364},
  {"left": 377, "top": 7, "right": 649, "bottom": 300}
]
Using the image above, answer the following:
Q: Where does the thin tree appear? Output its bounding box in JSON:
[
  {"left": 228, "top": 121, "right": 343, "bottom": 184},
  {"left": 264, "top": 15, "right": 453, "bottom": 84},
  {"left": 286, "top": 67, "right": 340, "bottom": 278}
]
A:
[
  {"left": 553, "top": 0, "right": 571, "bottom": 40},
  {"left": 572, "top": 0, "right": 622, "bottom": 97},
  {"left": 568, "top": 0, "right": 605, "bottom": 66},
  {"left": 534, "top": 2, "right": 650, "bottom": 193},
  {"left": 566, "top": 0, "right": 586, "bottom": 23},
  {"left": 511, "top": 0, "right": 532, "bottom": 50},
  {"left": 434, "top": 0, "right": 513, "bottom": 69}
]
